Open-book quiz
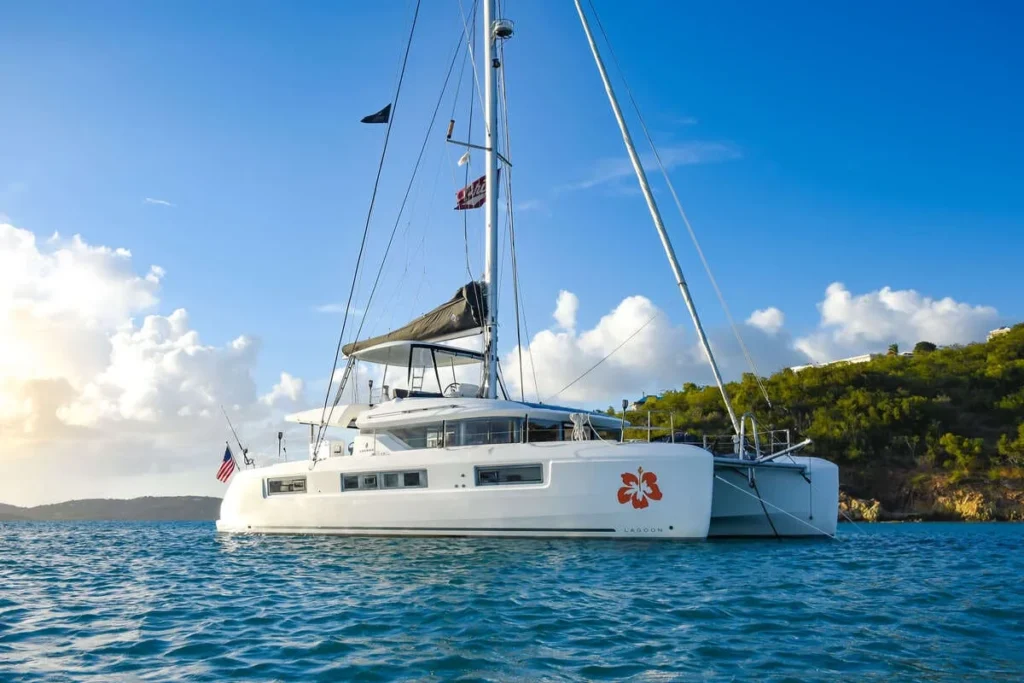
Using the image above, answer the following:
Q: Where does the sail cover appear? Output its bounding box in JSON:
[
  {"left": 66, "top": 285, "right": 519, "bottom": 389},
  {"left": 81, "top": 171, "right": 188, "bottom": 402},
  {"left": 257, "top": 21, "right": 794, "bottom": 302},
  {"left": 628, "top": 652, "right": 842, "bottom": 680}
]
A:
[{"left": 342, "top": 281, "right": 487, "bottom": 356}]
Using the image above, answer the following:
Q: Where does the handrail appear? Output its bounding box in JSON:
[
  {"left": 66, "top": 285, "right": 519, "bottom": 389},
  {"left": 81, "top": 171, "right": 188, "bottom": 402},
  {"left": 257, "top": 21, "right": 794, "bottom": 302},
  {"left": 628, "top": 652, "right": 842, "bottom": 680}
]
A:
[
  {"left": 756, "top": 438, "right": 812, "bottom": 463},
  {"left": 738, "top": 412, "right": 761, "bottom": 461}
]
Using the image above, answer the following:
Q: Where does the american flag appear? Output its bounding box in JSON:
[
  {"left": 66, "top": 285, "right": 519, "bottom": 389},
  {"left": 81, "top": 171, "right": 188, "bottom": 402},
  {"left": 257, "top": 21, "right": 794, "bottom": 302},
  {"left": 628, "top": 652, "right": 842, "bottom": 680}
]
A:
[{"left": 216, "top": 446, "right": 236, "bottom": 482}]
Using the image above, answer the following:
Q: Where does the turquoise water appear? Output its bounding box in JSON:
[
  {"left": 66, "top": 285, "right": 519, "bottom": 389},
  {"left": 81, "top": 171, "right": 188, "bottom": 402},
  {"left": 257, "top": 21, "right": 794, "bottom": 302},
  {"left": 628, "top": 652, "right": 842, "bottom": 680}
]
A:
[{"left": 1, "top": 523, "right": 1021, "bottom": 681}]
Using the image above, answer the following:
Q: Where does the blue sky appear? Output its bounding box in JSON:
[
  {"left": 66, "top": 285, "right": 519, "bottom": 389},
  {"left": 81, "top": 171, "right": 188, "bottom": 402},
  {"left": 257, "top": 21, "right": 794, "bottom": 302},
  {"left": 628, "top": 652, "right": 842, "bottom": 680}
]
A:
[{"left": 3, "top": 0, "right": 1022, "bottom": 395}]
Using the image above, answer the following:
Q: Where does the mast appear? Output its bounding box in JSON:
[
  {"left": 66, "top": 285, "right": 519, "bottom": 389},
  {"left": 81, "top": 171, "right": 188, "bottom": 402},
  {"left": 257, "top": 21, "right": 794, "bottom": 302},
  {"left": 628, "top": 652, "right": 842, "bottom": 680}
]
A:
[
  {"left": 573, "top": 0, "right": 741, "bottom": 435},
  {"left": 482, "top": 0, "right": 500, "bottom": 399}
]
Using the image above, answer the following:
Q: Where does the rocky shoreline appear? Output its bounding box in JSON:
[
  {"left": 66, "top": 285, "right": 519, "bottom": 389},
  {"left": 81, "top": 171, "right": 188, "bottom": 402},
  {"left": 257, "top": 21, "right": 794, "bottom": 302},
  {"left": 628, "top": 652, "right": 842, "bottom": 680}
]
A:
[{"left": 839, "top": 472, "right": 1024, "bottom": 522}]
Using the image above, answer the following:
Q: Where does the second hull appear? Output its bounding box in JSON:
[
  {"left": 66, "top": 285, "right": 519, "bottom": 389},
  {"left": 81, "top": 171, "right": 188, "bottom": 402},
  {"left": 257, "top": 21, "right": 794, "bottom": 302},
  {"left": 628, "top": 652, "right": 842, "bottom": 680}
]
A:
[{"left": 709, "top": 456, "right": 839, "bottom": 537}]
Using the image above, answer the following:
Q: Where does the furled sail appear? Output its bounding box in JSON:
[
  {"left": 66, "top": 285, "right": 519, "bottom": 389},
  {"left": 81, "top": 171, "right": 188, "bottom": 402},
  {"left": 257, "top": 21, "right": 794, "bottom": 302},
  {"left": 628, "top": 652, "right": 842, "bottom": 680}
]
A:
[{"left": 342, "top": 281, "right": 487, "bottom": 356}]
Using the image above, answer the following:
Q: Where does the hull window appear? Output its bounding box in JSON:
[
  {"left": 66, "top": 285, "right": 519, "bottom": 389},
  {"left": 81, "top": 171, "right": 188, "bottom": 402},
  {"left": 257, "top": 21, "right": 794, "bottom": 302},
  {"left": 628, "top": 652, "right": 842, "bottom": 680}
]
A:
[
  {"left": 267, "top": 476, "right": 307, "bottom": 495},
  {"left": 343, "top": 469, "right": 428, "bottom": 491},
  {"left": 475, "top": 464, "right": 543, "bottom": 486}
]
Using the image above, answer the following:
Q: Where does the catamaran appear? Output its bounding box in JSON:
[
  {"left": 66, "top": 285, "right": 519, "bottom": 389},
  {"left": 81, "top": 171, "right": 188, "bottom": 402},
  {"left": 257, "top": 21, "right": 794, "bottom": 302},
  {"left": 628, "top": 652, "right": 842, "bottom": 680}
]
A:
[{"left": 217, "top": 0, "right": 838, "bottom": 539}]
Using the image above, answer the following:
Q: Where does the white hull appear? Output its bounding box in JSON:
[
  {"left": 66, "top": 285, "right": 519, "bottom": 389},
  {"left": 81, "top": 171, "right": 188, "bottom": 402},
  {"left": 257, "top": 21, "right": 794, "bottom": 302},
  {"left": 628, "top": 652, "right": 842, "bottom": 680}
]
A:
[
  {"left": 218, "top": 441, "right": 714, "bottom": 539},
  {"left": 709, "top": 456, "right": 839, "bottom": 537}
]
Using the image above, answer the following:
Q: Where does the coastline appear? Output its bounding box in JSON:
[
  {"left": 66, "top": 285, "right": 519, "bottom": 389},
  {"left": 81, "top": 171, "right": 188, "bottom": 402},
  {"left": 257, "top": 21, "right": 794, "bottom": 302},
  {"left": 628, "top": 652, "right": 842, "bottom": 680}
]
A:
[{"left": 840, "top": 473, "right": 1024, "bottom": 522}]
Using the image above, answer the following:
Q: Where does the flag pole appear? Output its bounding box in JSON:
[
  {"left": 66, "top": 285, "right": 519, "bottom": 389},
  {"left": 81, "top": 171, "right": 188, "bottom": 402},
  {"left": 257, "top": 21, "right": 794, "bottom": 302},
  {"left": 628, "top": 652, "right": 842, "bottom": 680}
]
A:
[
  {"left": 225, "top": 440, "right": 241, "bottom": 472},
  {"left": 220, "top": 405, "right": 252, "bottom": 468}
]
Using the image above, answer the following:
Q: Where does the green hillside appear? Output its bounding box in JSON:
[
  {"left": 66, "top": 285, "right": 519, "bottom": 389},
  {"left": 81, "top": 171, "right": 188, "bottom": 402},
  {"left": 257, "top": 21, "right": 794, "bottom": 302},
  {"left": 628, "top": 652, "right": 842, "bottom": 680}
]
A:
[{"left": 621, "top": 324, "right": 1024, "bottom": 520}]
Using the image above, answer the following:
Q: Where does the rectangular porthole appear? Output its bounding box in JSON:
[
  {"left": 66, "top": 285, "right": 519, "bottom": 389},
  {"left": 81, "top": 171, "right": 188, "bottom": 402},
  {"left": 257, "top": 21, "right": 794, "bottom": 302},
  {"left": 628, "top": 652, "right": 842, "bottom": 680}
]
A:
[
  {"left": 475, "top": 464, "right": 543, "bottom": 486},
  {"left": 342, "top": 470, "right": 428, "bottom": 491},
  {"left": 267, "top": 476, "right": 307, "bottom": 495}
]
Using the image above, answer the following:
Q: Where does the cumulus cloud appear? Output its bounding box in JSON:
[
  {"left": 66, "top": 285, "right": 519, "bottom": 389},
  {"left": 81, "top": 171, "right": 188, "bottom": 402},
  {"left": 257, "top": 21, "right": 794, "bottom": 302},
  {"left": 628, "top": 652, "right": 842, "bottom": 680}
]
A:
[
  {"left": 260, "top": 372, "right": 305, "bottom": 406},
  {"left": 502, "top": 292, "right": 799, "bottom": 405},
  {"left": 502, "top": 283, "right": 1001, "bottom": 406},
  {"left": 795, "top": 282, "right": 1000, "bottom": 362},
  {"left": 553, "top": 290, "right": 579, "bottom": 331},
  {"left": 747, "top": 307, "right": 785, "bottom": 335},
  {"left": 0, "top": 222, "right": 303, "bottom": 505}
]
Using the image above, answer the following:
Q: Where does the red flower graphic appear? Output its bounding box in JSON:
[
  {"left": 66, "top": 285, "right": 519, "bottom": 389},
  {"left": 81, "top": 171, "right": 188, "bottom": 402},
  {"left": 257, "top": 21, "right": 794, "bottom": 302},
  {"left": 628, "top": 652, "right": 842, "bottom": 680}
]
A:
[{"left": 617, "top": 466, "right": 663, "bottom": 509}]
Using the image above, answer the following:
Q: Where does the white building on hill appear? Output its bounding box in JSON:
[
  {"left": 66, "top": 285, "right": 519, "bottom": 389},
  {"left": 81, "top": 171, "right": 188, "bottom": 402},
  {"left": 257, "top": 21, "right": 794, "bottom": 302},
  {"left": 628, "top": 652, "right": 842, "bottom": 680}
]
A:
[{"left": 789, "top": 353, "right": 877, "bottom": 373}]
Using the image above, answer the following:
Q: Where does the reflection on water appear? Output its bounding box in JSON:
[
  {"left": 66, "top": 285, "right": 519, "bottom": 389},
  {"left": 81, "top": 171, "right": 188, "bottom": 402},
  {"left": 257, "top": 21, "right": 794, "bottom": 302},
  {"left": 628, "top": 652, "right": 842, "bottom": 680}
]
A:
[{"left": 1, "top": 522, "right": 1022, "bottom": 681}]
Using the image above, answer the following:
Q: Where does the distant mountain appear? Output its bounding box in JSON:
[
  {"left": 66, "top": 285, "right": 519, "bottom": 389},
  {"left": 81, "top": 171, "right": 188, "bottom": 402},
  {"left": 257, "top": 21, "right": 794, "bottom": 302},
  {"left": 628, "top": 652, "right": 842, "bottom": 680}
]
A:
[{"left": 0, "top": 496, "right": 222, "bottom": 522}]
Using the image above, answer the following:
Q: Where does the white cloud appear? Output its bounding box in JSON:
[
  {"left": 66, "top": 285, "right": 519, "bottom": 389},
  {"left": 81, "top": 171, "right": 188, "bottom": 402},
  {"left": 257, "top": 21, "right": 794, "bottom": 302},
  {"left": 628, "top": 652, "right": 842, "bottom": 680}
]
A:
[
  {"left": 314, "top": 304, "right": 364, "bottom": 315},
  {"left": 144, "top": 198, "right": 175, "bottom": 207},
  {"left": 561, "top": 142, "right": 740, "bottom": 192},
  {"left": 553, "top": 290, "right": 579, "bottom": 331},
  {"left": 516, "top": 199, "right": 548, "bottom": 213},
  {"left": 795, "top": 282, "right": 1000, "bottom": 362},
  {"left": 260, "top": 372, "right": 304, "bottom": 406},
  {"left": 504, "top": 292, "right": 697, "bottom": 404},
  {"left": 747, "top": 307, "right": 785, "bottom": 335},
  {"left": 502, "top": 283, "right": 1002, "bottom": 406},
  {"left": 0, "top": 221, "right": 303, "bottom": 506}
]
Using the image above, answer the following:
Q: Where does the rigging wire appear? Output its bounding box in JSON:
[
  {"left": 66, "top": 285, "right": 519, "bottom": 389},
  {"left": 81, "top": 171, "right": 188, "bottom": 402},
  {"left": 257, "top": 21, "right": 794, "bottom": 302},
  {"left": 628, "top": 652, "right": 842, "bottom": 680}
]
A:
[
  {"left": 497, "top": 37, "right": 526, "bottom": 402},
  {"left": 330, "top": 10, "right": 470, "bottom": 395},
  {"left": 460, "top": 6, "right": 478, "bottom": 284},
  {"left": 545, "top": 311, "right": 660, "bottom": 403},
  {"left": 585, "top": 0, "right": 773, "bottom": 409},
  {"left": 445, "top": 0, "right": 480, "bottom": 284},
  {"left": 450, "top": 0, "right": 487, "bottom": 391},
  {"left": 457, "top": 0, "right": 487, "bottom": 132},
  {"left": 313, "top": 0, "right": 423, "bottom": 456}
]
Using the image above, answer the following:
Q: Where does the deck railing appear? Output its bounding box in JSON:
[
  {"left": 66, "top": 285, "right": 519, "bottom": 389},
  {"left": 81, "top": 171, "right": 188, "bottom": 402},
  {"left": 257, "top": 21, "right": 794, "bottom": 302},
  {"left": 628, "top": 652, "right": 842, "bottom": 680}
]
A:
[{"left": 620, "top": 409, "right": 793, "bottom": 458}]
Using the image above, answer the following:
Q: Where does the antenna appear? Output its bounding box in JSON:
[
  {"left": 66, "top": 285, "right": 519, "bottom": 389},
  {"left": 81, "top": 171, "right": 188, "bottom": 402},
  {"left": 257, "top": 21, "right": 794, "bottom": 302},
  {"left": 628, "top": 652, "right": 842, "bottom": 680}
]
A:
[{"left": 220, "top": 405, "right": 253, "bottom": 467}]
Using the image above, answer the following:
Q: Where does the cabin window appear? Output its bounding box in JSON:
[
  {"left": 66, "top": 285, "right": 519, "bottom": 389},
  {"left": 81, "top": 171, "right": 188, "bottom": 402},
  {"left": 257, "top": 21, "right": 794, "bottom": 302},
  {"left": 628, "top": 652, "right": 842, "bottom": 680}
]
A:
[
  {"left": 593, "top": 427, "right": 622, "bottom": 442},
  {"left": 475, "top": 464, "right": 543, "bottom": 486},
  {"left": 267, "top": 476, "right": 307, "bottom": 495},
  {"left": 344, "top": 470, "right": 428, "bottom": 491},
  {"left": 385, "top": 423, "right": 445, "bottom": 449},
  {"left": 526, "top": 418, "right": 561, "bottom": 442},
  {"left": 446, "top": 418, "right": 523, "bottom": 447}
]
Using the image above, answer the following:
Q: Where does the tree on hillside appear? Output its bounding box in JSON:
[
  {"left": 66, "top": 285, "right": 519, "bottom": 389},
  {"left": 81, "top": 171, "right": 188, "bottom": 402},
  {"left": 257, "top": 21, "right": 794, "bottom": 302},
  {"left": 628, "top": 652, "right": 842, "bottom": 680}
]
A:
[
  {"left": 914, "top": 341, "right": 937, "bottom": 353},
  {"left": 997, "top": 424, "right": 1024, "bottom": 467},
  {"left": 887, "top": 343, "right": 899, "bottom": 356}
]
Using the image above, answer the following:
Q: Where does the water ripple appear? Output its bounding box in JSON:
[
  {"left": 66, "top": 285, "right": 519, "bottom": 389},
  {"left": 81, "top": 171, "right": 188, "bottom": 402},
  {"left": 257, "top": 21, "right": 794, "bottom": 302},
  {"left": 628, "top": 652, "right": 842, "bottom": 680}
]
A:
[{"left": 1, "top": 522, "right": 1022, "bottom": 681}]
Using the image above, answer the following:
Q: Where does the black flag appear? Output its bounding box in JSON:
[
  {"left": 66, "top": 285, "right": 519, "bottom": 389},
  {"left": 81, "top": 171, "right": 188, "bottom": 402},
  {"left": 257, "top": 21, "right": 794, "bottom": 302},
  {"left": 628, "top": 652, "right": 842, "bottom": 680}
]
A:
[{"left": 361, "top": 103, "right": 391, "bottom": 124}]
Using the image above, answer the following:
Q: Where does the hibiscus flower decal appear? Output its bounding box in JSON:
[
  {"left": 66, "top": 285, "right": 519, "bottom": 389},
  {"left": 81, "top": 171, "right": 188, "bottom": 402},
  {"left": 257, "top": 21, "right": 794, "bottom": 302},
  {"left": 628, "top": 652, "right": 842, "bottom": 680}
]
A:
[{"left": 617, "top": 466, "right": 663, "bottom": 509}]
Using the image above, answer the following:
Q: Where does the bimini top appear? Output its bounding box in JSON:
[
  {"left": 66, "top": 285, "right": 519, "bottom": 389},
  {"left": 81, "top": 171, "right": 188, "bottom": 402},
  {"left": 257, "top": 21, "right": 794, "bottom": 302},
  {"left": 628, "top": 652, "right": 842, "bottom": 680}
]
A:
[
  {"left": 341, "top": 281, "right": 486, "bottom": 356},
  {"left": 350, "top": 340, "right": 484, "bottom": 368}
]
